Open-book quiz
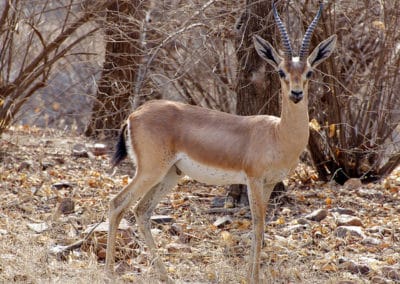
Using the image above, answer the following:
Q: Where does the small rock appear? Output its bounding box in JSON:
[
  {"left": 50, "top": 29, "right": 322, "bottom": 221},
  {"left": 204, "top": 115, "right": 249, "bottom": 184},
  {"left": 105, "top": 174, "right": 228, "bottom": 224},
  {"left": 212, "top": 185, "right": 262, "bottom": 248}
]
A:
[
  {"left": 281, "top": 207, "right": 291, "bottom": 215},
  {"left": 211, "top": 196, "right": 226, "bottom": 208},
  {"left": 220, "top": 231, "right": 236, "bottom": 246},
  {"left": 168, "top": 223, "right": 183, "bottom": 236},
  {"left": 337, "top": 215, "right": 363, "bottom": 227},
  {"left": 313, "top": 230, "right": 324, "bottom": 239},
  {"left": 88, "top": 143, "right": 107, "bottom": 156},
  {"left": 305, "top": 208, "right": 328, "bottom": 222},
  {"left": 339, "top": 259, "right": 370, "bottom": 275},
  {"left": 18, "top": 203, "right": 35, "bottom": 214},
  {"left": 213, "top": 215, "right": 233, "bottom": 227},
  {"left": 0, "top": 229, "right": 8, "bottom": 235},
  {"left": 179, "top": 233, "right": 191, "bottom": 244},
  {"left": 59, "top": 198, "right": 75, "bottom": 214},
  {"left": 343, "top": 178, "right": 362, "bottom": 190},
  {"left": 150, "top": 215, "right": 175, "bottom": 224},
  {"left": 72, "top": 144, "right": 89, "bottom": 158},
  {"left": 27, "top": 222, "right": 49, "bottom": 233},
  {"left": 151, "top": 228, "right": 162, "bottom": 235},
  {"left": 334, "top": 226, "right": 365, "bottom": 238},
  {"left": 53, "top": 157, "right": 65, "bottom": 164},
  {"left": 285, "top": 224, "right": 309, "bottom": 233},
  {"left": 41, "top": 161, "right": 54, "bottom": 170},
  {"left": 381, "top": 266, "right": 400, "bottom": 281},
  {"left": 367, "top": 226, "right": 390, "bottom": 235},
  {"left": 370, "top": 276, "right": 390, "bottom": 284},
  {"left": 166, "top": 243, "right": 192, "bottom": 253},
  {"left": 297, "top": 218, "right": 310, "bottom": 225},
  {"left": 84, "top": 219, "right": 130, "bottom": 234},
  {"left": 51, "top": 181, "right": 73, "bottom": 190},
  {"left": 361, "top": 237, "right": 382, "bottom": 246},
  {"left": 357, "top": 188, "right": 383, "bottom": 199},
  {"left": 31, "top": 187, "right": 39, "bottom": 195},
  {"left": 320, "top": 262, "right": 338, "bottom": 272},
  {"left": 330, "top": 207, "right": 356, "bottom": 216},
  {"left": 17, "top": 160, "right": 32, "bottom": 171}
]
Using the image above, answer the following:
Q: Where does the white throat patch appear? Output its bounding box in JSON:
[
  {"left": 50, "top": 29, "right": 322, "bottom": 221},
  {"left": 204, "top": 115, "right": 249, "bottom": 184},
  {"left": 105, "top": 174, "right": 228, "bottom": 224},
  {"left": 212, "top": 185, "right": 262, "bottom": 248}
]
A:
[{"left": 292, "top": 57, "right": 300, "bottom": 63}]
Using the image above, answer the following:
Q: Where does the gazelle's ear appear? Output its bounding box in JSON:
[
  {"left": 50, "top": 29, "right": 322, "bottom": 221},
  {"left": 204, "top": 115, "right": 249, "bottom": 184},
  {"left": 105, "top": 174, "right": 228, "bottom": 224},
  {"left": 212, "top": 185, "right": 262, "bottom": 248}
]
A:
[
  {"left": 253, "top": 35, "right": 282, "bottom": 69},
  {"left": 308, "top": 34, "right": 337, "bottom": 68}
]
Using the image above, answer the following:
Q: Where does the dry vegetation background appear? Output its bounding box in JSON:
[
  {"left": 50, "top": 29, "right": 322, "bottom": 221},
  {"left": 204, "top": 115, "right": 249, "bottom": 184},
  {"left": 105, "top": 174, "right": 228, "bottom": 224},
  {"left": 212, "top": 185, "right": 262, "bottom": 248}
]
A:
[{"left": 1, "top": 0, "right": 400, "bottom": 283}]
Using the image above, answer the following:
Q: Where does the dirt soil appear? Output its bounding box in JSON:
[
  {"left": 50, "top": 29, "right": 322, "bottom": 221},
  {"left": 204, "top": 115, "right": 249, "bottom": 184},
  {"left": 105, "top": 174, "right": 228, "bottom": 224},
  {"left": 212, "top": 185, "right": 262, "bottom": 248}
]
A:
[{"left": 1, "top": 126, "right": 399, "bottom": 283}]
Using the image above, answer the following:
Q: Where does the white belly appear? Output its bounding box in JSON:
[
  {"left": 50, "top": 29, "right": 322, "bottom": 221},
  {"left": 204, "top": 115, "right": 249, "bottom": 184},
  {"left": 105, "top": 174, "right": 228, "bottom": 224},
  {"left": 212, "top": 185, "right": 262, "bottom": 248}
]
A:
[{"left": 176, "top": 153, "right": 246, "bottom": 185}]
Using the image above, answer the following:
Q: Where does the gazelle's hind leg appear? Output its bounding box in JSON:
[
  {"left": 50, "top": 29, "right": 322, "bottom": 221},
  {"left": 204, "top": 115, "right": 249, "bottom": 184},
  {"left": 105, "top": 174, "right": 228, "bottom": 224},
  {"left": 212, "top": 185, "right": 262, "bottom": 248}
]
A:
[
  {"left": 105, "top": 166, "right": 171, "bottom": 273},
  {"left": 134, "top": 166, "right": 181, "bottom": 282}
]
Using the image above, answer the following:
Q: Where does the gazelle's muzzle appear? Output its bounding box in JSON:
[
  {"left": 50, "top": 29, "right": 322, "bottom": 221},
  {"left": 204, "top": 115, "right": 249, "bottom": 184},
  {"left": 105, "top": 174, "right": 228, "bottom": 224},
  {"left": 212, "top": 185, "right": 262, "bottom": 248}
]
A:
[{"left": 290, "top": 90, "right": 303, "bottom": 103}]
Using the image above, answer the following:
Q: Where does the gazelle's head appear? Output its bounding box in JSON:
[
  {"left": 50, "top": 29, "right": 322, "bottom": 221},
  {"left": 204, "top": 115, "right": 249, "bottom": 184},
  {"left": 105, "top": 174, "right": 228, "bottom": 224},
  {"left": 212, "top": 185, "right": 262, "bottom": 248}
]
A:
[{"left": 253, "top": 3, "right": 336, "bottom": 104}]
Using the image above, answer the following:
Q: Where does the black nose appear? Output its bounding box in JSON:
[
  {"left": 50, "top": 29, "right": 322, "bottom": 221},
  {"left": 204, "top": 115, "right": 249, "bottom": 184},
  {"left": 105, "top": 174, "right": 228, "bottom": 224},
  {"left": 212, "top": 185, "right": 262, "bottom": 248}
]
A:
[{"left": 290, "top": 90, "right": 303, "bottom": 103}]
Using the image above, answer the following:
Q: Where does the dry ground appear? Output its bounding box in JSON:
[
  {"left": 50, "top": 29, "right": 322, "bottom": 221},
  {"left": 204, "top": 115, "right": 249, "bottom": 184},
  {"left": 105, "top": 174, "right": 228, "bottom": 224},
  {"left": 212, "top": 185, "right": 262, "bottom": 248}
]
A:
[{"left": 1, "top": 126, "right": 399, "bottom": 283}]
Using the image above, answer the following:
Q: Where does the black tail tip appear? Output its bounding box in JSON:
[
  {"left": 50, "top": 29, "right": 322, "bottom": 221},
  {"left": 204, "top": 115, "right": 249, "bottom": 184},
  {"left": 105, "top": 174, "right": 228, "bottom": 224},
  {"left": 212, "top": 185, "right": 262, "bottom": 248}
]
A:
[{"left": 111, "top": 124, "right": 128, "bottom": 168}]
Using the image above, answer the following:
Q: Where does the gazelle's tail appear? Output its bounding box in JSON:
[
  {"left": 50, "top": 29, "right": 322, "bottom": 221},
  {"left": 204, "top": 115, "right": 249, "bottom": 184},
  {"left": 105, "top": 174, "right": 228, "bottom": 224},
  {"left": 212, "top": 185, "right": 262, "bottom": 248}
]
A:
[{"left": 111, "top": 123, "right": 128, "bottom": 168}]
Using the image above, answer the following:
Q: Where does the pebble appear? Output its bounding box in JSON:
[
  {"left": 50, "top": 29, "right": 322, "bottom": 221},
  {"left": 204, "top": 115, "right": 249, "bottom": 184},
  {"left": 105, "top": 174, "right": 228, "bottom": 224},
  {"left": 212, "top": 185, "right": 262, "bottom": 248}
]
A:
[
  {"left": 381, "top": 266, "right": 400, "bottom": 281},
  {"left": 338, "top": 258, "right": 370, "bottom": 275},
  {"left": 151, "top": 215, "right": 175, "bottom": 224},
  {"left": 330, "top": 207, "right": 356, "bottom": 216},
  {"left": 361, "top": 237, "right": 382, "bottom": 246},
  {"left": 370, "top": 276, "right": 391, "bottom": 284},
  {"left": 51, "top": 181, "right": 73, "bottom": 190},
  {"left": 27, "top": 222, "right": 49, "bottom": 233},
  {"left": 305, "top": 208, "right": 328, "bottom": 222},
  {"left": 84, "top": 219, "right": 130, "bottom": 233},
  {"left": 59, "top": 197, "right": 75, "bottom": 214},
  {"left": 284, "top": 224, "right": 309, "bottom": 233},
  {"left": 17, "top": 160, "right": 32, "bottom": 171},
  {"left": 367, "top": 226, "right": 391, "bottom": 235},
  {"left": 211, "top": 196, "right": 226, "bottom": 208},
  {"left": 357, "top": 188, "right": 383, "bottom": 199},
  {"left": 88, "top": 143, "right": 107, "bottom": 156},
  {"left": 213, "top": 215, "right": 233, "bottom": 227},
  {"left": 297, "top": 218, "right": 310, "bottom": 225},
  {"left": 344, "top": 178, "right": 362, "bottom": 190},
  {"left": 334, "top": 226, "right": 365, "bottom": 238},
  {"left": 166, "top": 243, "right": 192, "bottom": 253},
  {"left": 337, "top": 215, "right": 363, "bottom": 227},
  {"left": 41, "top": 161, "right": 54, "bottom": 170},
  {"left": 72, "top": 143, "right": 89, "bottom": 158}
]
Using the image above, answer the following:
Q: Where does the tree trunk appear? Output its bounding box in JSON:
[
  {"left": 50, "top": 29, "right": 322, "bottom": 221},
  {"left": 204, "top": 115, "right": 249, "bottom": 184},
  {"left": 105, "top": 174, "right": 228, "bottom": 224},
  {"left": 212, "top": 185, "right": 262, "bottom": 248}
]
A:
[
  {"left": 227, "top": 0, "right": 283, "bottom": 206},
  {"left": 235, "top": 0, "right": 280, "bottom": 117},
  {"left": 85, "top": 0, "right": 144, "bottom": 138}
]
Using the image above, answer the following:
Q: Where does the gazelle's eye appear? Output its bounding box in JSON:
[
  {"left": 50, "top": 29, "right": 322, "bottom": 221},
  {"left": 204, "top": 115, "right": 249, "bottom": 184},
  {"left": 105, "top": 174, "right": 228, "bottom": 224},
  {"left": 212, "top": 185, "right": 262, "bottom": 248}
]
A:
[
  {"left": 306, "top": 70, "right": 313, "bottom": 79},
  {"left": 278, "top": 69, "right": 286, "bottom": 79}
]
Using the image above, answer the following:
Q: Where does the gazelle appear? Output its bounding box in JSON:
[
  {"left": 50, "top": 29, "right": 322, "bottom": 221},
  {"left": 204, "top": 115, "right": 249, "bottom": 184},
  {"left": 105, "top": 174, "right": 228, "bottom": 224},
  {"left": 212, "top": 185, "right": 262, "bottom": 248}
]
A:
[{"left": 106, "top": 3, "right": 336, "bottom": 283}]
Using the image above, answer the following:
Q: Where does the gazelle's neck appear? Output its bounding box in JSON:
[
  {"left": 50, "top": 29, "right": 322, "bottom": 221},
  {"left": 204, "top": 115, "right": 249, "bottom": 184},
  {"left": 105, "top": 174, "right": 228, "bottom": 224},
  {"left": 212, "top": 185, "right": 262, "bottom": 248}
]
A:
[{"left": 278, "top": 90, "right": 310, "bottom": 151}]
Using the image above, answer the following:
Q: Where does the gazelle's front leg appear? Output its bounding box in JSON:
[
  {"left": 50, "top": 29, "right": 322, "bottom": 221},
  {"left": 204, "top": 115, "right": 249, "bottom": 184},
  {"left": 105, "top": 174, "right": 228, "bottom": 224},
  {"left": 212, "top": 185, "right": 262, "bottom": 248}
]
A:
[{"left": 246, "top": 178, "right": 274, "bottom": 284}]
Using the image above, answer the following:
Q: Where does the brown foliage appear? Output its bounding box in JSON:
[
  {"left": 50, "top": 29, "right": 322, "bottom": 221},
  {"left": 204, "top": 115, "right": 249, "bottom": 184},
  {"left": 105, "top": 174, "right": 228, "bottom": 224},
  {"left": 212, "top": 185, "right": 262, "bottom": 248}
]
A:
[
  {"left": 301, "top": 1, "right": 400, "bottom": 183},
  {"left": 132, "top": 0, "right": 240, "bottom": 112},
  {"left": 1, "top": 0, "right": 399, "bottom": 182},
  {"left": 0, "top": 0, "right": 101, "bottom": 137},
  {"left": 85, "top": 0, "right": 146, "bottom": 138}
]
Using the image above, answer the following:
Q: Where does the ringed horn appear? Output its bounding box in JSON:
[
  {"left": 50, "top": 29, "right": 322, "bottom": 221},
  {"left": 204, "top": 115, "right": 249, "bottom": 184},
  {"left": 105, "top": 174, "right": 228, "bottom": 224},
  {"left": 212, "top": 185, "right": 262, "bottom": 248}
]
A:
[{"left": 272, "top": 2, "right": 324, "bottom": 61}]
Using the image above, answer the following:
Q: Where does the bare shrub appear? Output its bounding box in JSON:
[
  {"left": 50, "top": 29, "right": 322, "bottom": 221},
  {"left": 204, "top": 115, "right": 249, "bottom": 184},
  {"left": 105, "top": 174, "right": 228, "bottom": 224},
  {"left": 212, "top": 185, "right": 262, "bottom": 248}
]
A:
[
  {"left": 298, "top": 1, "right": 400, "bottom": 183},
  {"left": 0, "top": 0, "right": 100, "bottom": 136},
  {"left": 133, "top": 0, "right": 241, "bottom": 113},
  {"left": 84, "top": 0, "right": 145, "bottom": 137},
  {"left": 129, "top": 0, "right": 400, "bottom": 183}
]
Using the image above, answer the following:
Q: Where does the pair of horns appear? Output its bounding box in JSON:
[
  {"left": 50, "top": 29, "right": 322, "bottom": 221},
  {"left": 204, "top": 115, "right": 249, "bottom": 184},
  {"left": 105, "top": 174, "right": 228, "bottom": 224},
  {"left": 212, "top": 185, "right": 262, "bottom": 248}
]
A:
[{"left": 273, "top": 2, "right": 323, "bottom": 61}]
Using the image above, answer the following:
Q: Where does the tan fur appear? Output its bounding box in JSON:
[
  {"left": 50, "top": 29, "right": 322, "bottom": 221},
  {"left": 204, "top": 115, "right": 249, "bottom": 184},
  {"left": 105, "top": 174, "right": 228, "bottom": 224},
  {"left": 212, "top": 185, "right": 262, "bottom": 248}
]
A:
[{"left": 106, "top": 33, "right": 336, "bottom": 284}]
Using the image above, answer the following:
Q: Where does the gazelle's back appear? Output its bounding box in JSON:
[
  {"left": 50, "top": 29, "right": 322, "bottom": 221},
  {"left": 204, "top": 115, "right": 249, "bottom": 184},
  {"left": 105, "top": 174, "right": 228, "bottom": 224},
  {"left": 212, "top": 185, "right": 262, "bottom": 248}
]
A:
[{"left": 128, "top": 100, "right": 279, "bottom": 175}]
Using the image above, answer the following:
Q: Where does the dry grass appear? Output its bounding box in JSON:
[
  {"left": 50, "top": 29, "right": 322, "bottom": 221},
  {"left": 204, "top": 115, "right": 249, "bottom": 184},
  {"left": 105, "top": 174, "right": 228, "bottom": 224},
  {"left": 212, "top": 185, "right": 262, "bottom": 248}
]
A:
[{"left": 2, "top": 127, "right": 399, "bottom": 283}]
